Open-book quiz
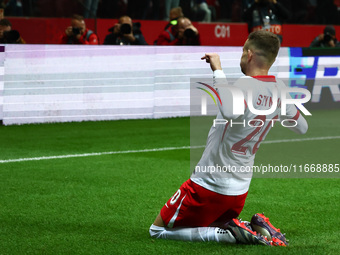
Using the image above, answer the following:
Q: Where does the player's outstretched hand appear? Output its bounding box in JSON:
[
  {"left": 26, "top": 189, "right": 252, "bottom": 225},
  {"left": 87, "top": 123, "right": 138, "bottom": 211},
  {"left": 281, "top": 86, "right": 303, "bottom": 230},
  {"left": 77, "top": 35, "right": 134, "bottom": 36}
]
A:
[{"left": 201, "top": 53, "right": 222, "bottom": 72}]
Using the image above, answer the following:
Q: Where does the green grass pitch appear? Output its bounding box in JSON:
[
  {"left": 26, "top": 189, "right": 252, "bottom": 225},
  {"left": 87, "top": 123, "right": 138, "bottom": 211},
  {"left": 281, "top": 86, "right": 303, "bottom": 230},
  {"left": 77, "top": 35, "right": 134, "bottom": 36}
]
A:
[{"left": 0, "top": 109, "right": 339, "bottom": 254}]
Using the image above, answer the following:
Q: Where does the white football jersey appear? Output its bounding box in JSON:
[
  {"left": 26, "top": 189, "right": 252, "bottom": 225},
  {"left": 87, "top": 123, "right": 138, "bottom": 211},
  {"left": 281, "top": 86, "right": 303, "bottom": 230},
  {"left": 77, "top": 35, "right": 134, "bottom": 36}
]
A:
[{"left": 191, "top": 70, "right": 305, "bottom": 195}]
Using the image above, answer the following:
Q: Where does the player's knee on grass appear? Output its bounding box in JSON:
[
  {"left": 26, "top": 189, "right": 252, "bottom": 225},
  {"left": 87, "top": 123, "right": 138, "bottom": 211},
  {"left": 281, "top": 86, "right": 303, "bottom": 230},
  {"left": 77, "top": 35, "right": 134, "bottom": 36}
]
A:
[{"left": 149, "top": 224, "right": 165, "bottom": 238}]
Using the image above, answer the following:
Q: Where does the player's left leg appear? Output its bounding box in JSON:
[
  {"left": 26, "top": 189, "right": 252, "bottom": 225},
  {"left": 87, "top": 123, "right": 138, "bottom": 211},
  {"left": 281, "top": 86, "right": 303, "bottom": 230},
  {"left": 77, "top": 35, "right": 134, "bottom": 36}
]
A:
[
  {"left": 151, "top": 213, "right": 236, "bottom": 243},
  {"left": 152, "top": 213, "right": 165, "bottom": 227},
  {"left": 150, "top": 181, "right": 286, "bottom": 246},
  {"left": 150, "top": 179, "right": 248, "bottom": 244},
  {"left": 150, "top": 215, "right": 273, "bottom": 245},
  {"left": 149, "top": 223, "right": 236, "bottom": 243}
]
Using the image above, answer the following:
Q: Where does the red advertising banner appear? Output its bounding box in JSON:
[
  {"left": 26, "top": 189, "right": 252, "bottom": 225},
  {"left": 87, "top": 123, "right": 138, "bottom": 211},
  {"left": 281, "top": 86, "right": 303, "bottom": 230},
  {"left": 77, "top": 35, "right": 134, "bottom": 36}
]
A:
[{"left": 6, "top": 17, "right": 340, "bottom": 47}]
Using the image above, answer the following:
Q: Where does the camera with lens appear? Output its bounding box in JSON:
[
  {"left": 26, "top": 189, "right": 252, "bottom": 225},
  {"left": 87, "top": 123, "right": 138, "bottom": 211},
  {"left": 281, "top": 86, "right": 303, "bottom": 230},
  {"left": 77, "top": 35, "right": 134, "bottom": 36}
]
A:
[
  {"left": 184, "top": 28, "right": 196, "bottom": 38},
  {"left": 324, "top": 32, "right": 332, "bottom": 43},
  {"left": 120, "top": 23, "right": 132, "bottom": 35},
  {"left": 72, "top": 27, "right": 81, "bottom": 35},
  {"left": 3, "top": 30, "right": 20, "bottom": 43}
]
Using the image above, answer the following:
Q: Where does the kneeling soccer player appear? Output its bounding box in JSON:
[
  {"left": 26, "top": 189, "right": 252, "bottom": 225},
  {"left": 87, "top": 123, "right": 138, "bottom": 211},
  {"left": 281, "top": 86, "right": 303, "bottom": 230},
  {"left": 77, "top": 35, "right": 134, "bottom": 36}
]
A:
[{"left": 150, "top": 30, "right": 308, "bottom": 246}]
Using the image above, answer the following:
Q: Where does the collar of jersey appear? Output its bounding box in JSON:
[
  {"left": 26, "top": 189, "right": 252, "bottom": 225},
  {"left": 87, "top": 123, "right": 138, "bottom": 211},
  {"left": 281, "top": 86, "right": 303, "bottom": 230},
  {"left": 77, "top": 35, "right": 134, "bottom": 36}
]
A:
[{"left": 251, "top": 75, "right": 276, "bottom": 82}]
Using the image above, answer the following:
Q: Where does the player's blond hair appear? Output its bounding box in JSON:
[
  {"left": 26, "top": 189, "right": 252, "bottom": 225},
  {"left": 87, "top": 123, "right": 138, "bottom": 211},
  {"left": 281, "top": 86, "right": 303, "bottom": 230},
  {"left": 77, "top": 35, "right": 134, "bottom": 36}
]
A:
[{"left": 247, "top": 30, "right": 280, "bottom": 67}]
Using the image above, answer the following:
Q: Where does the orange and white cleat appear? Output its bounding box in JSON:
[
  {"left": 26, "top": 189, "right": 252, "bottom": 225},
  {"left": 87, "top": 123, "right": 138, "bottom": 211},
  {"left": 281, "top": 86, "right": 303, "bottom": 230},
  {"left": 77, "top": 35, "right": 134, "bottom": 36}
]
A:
[
  {"left": 271, "top": 237, "right": 287, "bottom": 247},
  {"left": 250, "top": 213, "right": 288, "bottom": 246},
  {"left": 227, "top": 218, "right": 272, "bottom": 246}
]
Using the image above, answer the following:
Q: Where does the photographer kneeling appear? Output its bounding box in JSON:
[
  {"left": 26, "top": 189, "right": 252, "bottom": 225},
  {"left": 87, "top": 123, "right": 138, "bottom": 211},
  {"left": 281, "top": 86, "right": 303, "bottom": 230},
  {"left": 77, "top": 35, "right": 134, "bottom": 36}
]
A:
[
  {"left": 59, "top": 14, "right": 99, "bottom": 45},
  {"left": 103, "top": 16, "right": 148, "bottom": 45},
  {"left": 155, "top": 17, "right": 201, "bottom": 46},
  {"left": 310, "top": 25, "right": 340, "bottom": 48}
]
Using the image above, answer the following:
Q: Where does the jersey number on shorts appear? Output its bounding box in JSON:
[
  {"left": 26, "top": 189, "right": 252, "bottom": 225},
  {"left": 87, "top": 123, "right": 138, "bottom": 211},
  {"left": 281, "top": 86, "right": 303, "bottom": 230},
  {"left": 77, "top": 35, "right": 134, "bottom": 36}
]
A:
[{"left": 170, "top": 189, "right": 181, "bottom": 205}]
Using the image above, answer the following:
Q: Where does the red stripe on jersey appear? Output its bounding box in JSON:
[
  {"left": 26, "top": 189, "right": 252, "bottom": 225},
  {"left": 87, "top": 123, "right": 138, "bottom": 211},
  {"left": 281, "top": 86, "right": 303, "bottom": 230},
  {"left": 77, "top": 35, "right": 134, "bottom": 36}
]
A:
[
  {"left": 292, "top": 110, "right": 300, "bottom": 121},
  {"left": 288, "top": 110, "right": 300, "bottom": 123},
  {"left": 252, "top": 76, "right": 276, "bottom": 82}
]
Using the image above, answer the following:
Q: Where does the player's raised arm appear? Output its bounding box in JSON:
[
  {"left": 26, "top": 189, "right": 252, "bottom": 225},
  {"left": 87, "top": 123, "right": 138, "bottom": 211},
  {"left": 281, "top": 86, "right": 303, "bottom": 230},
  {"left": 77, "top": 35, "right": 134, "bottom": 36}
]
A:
[
  {"left": 201, "top": 53, "right": 239, "bottom": 120},
  {"left": 201, "top": 53, "right": 222, "bottom": 71},
  {"left": 201, "top": 53, "right": 228, "bottom": 87}
]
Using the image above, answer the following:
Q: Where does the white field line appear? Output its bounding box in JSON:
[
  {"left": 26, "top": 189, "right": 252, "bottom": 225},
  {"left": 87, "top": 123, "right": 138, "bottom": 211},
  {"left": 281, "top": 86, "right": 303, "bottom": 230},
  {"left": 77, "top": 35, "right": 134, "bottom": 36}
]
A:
[{"left": 0, "top": 136, "right": 339, "bottom": 164}]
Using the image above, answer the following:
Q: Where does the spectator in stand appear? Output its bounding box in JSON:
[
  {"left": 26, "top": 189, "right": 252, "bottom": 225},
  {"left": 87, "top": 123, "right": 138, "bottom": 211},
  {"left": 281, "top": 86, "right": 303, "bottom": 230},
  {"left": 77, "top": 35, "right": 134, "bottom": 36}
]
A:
[
  {"left": 278, "top": 0, "right": 311, "bottom": 24},
  {"left": 59, "top": 14, "right": 99, "bottom": 45},
  {"left": 103, "top": 15, "right": 148, "bottom": 45},
  {"left": 0, "top": 18, "right": 11, "bottom": 42},
  {"left": 154, "top": 6, "right": 184, "bottom": 44},
  {"left": 1, "top": 0, "right": 23, "bottom": 16},
  {"left": 83, "top": 0, "right": 100, "bottom": 18},
  {"left": 310, "top": 25, "right": 340, "bottom": 47},
  {"left": 155, "top": 17, "right": 200, "bottom": 45},
  {"left": 0, "top": 18, "right": 25, "bottom": 43},
  {"left": 243, "top": 0, "right": 290, "bottom": 42},
  {"left": 164, "top": 0, "right": 180, "bottom": 20},
  {"left": 164, "top": 6, "right": 184, "bottom": 30},
  {"left": 193, "top": 0, "right": 212, "bottom": 22}
]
